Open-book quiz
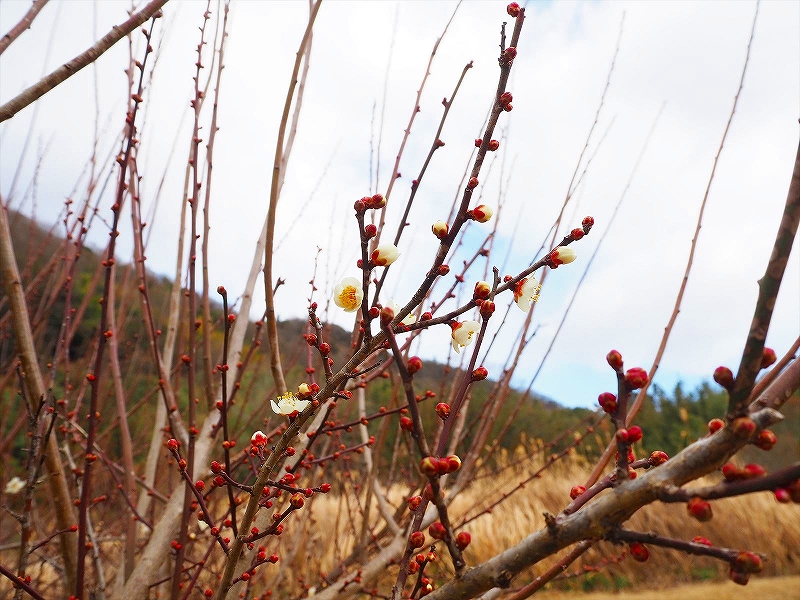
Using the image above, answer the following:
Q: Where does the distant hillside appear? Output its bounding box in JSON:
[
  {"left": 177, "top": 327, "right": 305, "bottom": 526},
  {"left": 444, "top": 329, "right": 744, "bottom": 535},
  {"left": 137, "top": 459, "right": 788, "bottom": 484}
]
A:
[{"left": 2, "top": 209, "right": 797, "bottom": 469}]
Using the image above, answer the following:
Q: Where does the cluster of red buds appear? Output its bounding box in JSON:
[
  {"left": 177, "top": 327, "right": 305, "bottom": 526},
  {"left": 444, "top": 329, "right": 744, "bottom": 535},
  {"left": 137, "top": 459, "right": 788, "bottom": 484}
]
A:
[
  {"left": 499, "top": 91, "right": 513, "bottom": 112},
  {"left": 730, "top": 551, "right": 764, "bottom": 585},
  {"left": 474, "top": 138, "right": 501, "bottom": 151},
  {"left": 774, "top": 480, "right": 800, "bottom": 503},
  {"left": 354, "top": 194, "right": 386, "bottom": 212},
  {"left": 721, "top": 462, "right": 766, "bottom": 482},
  {"left": 615, "top": 425, "right": 643, "bottom": 444},
  {"left": 419, "top": 455, "right": 462, "bottom": 477},
  {"left": 501, "top": 46, "right": 517, "bottom": 65}
]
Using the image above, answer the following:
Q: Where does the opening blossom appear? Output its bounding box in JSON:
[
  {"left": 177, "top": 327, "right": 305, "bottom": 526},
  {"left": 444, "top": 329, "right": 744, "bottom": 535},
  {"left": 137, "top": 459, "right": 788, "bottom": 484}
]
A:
[
  {"left": 550, "top": 246, "right": 576, "bottom": 266},
  {"left": 451, "top": 320, "right": 481, "bottom": 354},
  {"left": 371, "top": 244, "right": 400, "bottom": 266},
  {"left": 4, "top": 476, "right": 25, "bottom": 495},
  {"left": 271, "top": 392, "right": 310, "bottom": 417},
  {"left": 334, "top": 277, "right": 364, "bottom": 312},
  {"left": 513, "top": 276, "right": 541, "bottom": 312},
  {"left": 387, "top": 300, "right": 416, "bottom": 326}
]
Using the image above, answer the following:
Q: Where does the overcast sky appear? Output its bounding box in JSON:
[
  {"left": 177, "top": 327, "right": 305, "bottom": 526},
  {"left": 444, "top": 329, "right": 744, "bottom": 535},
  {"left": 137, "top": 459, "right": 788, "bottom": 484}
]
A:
[{"left": 1, "top": 0, "right": 798, "bottom": 408}]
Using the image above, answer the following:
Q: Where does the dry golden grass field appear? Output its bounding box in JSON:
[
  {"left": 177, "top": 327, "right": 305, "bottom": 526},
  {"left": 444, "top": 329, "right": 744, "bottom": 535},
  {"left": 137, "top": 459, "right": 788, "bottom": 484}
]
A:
[
  {"left": 299, "top": 446, "right": 800, "bottom": 596},
  {"left": 3, "top": 446, "right": 798, "bottom": 597}
]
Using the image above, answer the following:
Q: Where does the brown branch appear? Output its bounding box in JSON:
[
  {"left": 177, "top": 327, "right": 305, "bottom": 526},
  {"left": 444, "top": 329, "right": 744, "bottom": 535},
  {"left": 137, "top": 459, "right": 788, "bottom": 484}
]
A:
[
  {"left": 0, "top": 0, "right": 169, "bottom": 122},
  {"left": 0, "top": 203, "right": 78, "bottom": 594},
  {"left": 263, "top": 0, "right": 322, "bottom": 396},
  {"left": 658, "top": 462, "right": 800, "bottom": 502},
  {"left": 503, "top": 540, "right": 595, "bottom": 600},
  {"left": 0, "top": 0, "right": 50, "bottom": 56},
  {"left": 425, "top": 361, "right": 797, "bottom": 599},
  {"left": 728, "top": 136, "right": 800, "bottom": 416}
]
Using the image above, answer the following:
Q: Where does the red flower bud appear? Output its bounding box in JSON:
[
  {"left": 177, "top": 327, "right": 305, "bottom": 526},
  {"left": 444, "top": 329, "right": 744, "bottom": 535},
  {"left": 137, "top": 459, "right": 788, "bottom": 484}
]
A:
[
  {"left": 429, "top": 522, "right": 446, "bottom": 540},
  {"left": 364, "top": 224, "right": 377, "bottom": 238},
  {"left": 419, "top": 457, "right": 439, "bottom": 477},
  {"left": 290, "top": 493, "right": 305, "bottom": 508},
  {"left": 408, "top": 495, "right": 422, "bottom": 510},
  {"left": 319, "top": 342, "right": 331, "bottom": 355},
  {"left": 649, "top": 450, "right": 669, "bottom": 466},
  {"left": 692, "top": 536, "right": 712, "bottom": 546},
  {"left": 627, "top": 425, "right": 643, "bottom": 443},
  {"left": 480, "top": 300, "right": 495, "bottom": 319},
  {"left": 734, "top": 551, "right": 763, "bottom": 574},
  {"left": 399, "top": 416, "right": 414, "bottom": 432},
  {"left": 166, "top": 439, "right": 179, "bottom": 451},
  {"left": 754, "top": 429, "right": 777, "bottom": 450},
  {"left": 616, "top": 428, "right": 629, "bottom": 443},
  {"left": 474, "top": 280, "right": 491, "bottom": 299},
  {"left": 488, "top": 139, "right": 500, "bottom": 151},
  {"left": 708, "top": 418, "right": 725, "bottom": 434},
  {"left": 713, "top": 366, "right": 734, "bottom": 389},
  {"left": 444, "top": 455, "right": 461, "bottom": 474},
  {"left": 503, "top": 47, "right": 517, "bottom": 62},
  {"left": 629, "top": 542, "right": 649, "bottom": 562},
  {"left": 456, "top": 531, "right": 471, "bottom": 550},
  {"left": 598, "top": 392, "right": 617, "bottom": 414},
  {"left": 774, "top": 488, "right": 791, "bottom": 503},
  {"left": 760, "top": 347, "right": 777, "bottom": 369},
  {"left": 435, "top": 403, "right": 450, "bottom": 420},
  {"left": 687, "top": 497, "right": 713, "bottom": 522},
  {"left": 472, "top": 366, "right": 488, "bottom": 381},
  {"left": 569, "top": 485, "right": 586, "bottom": 500},
  {"left": 731, "top": 417, "right": 756, "bottom": 438},
  {"left": 409, "top": 531, "right": 426, "bottom": 548},
  {"left": 741, "top": 463, "right": 766, "bottom": 479},
  {"left": 467, "top": 177, "right": 479, "bottom": 190},
  {"left": 506, "top": 2, "right": 521, "bottom": 17},
  {"left": 729, "top": 568, "right": 750, "bottom": 586},
  {"left": 370, "top": 194, "right": 386, "bottom": 209},
  {"left": 407, "top": 356, "right": 422, "bottom": 374},
  {"left": 624, "top": 367, "right": 648, "bottom": 390},
  {"left": 722, "top": 462, "right": 743, "bottom": 481},
  {"left": 474, "top": 138, "right": 482, "bottom": 148},
  {"left": 606, "top": 349, "right": 623, "bottom": 370}
]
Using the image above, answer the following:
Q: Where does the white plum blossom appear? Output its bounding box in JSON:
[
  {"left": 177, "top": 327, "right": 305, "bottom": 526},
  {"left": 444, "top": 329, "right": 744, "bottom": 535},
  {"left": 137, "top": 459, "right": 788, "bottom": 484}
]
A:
[
  {"left": 513, "top": 276, "right": 542, "bottom": 312},
  {"left": 451, "top": 320, "right": 481, "bottom": 354},
  {"left": 371, "top": 244, "right": 400, "bottom": 266},
  {"left": 334, "top": 277, "right": 364, "bottom": 312},
  {"left": 271, "top": 392, "right": 311, "bottom": 416},
  {"left": 471, "top": 205, "right": 493, "bottom": 223},
  {"left": 431, "top": 220, "right": 448, "bottom": 239},
  {"left": 550, "top": 246, "right": 576, "bottom": 266},
  {"left": 387, "top": 300, "right": 415, "bottom": 326},
  {"left": 4, "top": 476, "right": 25, "bottom": 495}
]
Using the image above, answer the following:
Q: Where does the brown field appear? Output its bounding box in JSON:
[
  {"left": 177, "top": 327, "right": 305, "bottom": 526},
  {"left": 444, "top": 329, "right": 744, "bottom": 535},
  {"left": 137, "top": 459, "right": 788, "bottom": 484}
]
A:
[
  {"left": 302, "top": 446, "right": 800, "bottom": 595},
  {"left": 4, "top": 447, "right": 798, "bottom": 597}
]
